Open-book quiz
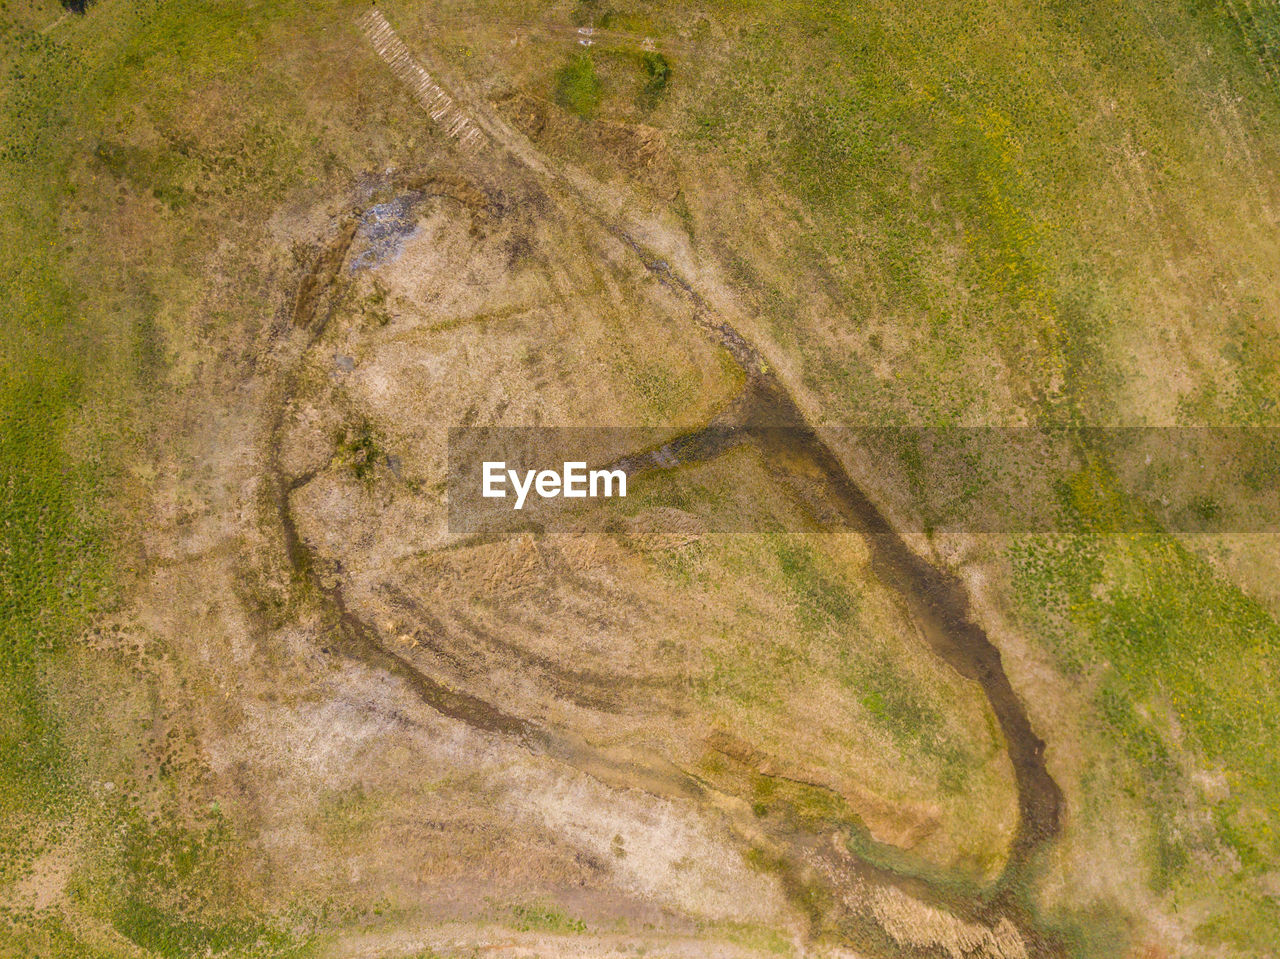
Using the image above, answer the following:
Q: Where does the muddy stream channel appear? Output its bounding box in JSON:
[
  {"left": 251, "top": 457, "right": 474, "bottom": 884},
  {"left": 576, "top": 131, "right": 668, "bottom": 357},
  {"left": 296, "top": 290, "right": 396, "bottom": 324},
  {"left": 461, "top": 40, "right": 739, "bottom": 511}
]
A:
[{"left": 269, "top": 166, "right": 1064, "bottom": 954}]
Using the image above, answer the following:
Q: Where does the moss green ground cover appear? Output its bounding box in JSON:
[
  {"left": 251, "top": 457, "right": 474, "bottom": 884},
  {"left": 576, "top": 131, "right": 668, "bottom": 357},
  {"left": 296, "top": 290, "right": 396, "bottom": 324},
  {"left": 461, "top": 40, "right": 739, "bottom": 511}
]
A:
[
  {"left": 1011, "top": 525, "right": 1280, "bottom": 948},
  {"left": 677, "top": 2, "right": 1280, "bottom": 948},
  {"left": 0, "top": 0, "right": 403, "bottom": 954}
]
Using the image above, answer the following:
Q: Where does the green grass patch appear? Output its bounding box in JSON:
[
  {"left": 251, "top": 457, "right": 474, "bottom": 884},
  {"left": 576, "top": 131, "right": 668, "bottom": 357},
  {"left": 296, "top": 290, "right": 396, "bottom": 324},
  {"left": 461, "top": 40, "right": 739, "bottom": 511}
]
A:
[
  {"left": 774, "top": 538, "right": 857, "bottom": 631},
  {"left": 554, "top": 52, "right": 602, "bottom": 118},
  {"left": 91, "top": 793, "right": 313, "bottom": 958},
  {"left": 639, "top": 50, "right": 670, "bottom": 99},
  {"left": 2, "top": 4, "right": 119, "bottom": 869},
  {"left": 337, "top": 420, "right": 386, "bottom": 483},
  {"left": 507, "top": 902, "right": 587, "bottom": 935},
  {"left": 1, "top": 0, "right": 417, "bottom": 949},
  {"left": 699, "top": 919, "right": 794, "bottom": 956},
  {"left": 1011, "top": 526, "right": 1280, "bottom": 937},
  {"left": 112, "top": 897, "right": 304, "bottom": 959}
]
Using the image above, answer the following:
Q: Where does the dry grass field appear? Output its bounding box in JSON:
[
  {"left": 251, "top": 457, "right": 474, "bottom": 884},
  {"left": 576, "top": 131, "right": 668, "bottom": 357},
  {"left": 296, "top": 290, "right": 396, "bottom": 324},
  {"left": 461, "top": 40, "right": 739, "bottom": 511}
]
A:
[{"left": 3, "top": 0, "right": 1280, "bottom": 957}]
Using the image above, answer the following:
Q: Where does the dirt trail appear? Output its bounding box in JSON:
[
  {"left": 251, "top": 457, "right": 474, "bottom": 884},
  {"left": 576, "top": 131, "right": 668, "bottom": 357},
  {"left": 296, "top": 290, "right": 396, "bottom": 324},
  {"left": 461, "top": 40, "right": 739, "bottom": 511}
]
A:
[{"left": 259, "top": 11, "right": 1070, "bottom": 956}]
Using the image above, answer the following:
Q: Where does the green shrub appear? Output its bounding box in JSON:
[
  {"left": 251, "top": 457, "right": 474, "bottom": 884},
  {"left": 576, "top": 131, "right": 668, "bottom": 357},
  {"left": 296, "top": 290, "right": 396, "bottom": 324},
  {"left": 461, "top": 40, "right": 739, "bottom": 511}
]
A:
[
  {"left": 555, "top": 53, "right": 602, "bottom": 118},
  {"left": 640, "top": 51, "right": 670, "bottom": 98}
]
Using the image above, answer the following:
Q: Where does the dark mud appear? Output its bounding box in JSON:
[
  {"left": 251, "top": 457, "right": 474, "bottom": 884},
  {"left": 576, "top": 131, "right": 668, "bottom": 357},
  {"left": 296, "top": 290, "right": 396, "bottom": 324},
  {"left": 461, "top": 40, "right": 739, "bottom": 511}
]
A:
[{"left": 605, "top": 233, "right": 1064, "bottom": 947}]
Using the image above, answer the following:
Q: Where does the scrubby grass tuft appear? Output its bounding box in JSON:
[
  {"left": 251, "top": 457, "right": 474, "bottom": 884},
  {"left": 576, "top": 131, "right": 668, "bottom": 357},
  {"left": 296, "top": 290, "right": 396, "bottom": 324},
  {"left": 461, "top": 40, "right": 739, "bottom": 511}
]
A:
[
  {"left": 640, "top": 50, "right": 670, "bottom": 99},
  {"left": 508, "top": 902, "right": 587, "bottom": 934}
]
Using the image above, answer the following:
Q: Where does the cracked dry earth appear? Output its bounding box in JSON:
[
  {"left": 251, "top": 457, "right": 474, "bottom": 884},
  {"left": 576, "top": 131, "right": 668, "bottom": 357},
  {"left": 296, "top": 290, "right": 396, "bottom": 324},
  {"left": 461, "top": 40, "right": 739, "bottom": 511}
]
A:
[{"left": 119, "top": 12, "right": 1067, "bottom": 959}]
